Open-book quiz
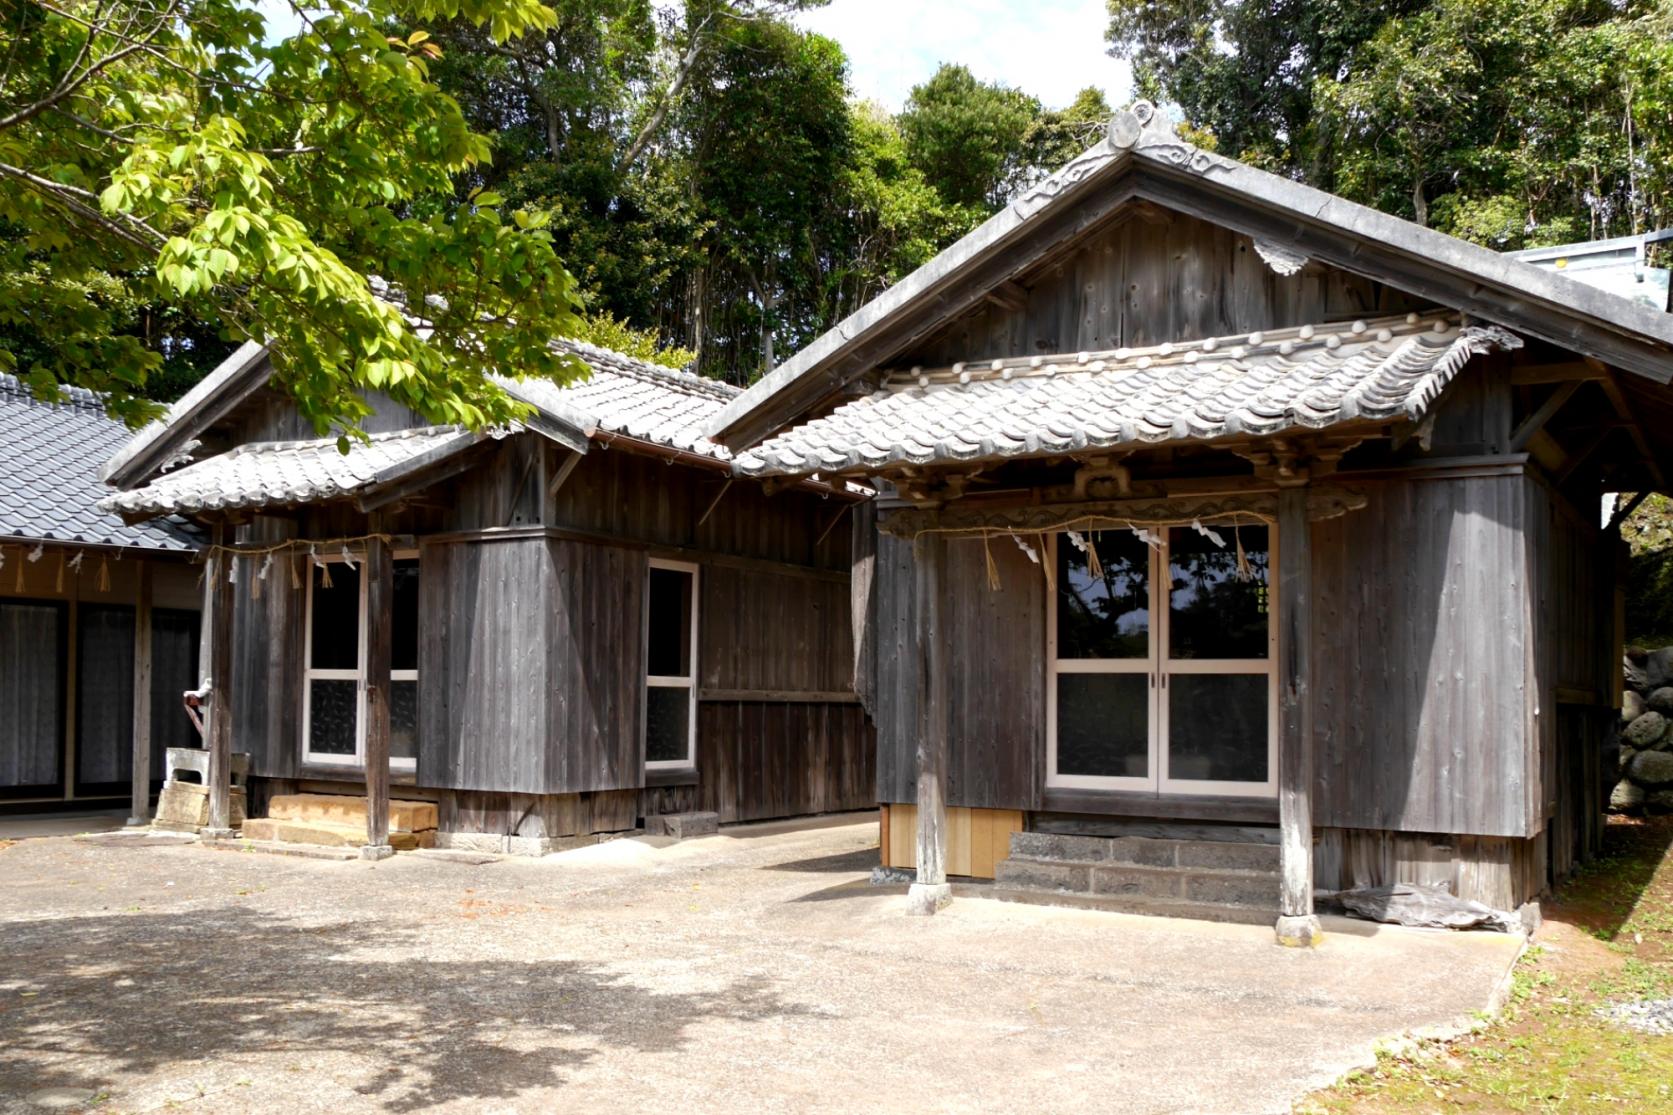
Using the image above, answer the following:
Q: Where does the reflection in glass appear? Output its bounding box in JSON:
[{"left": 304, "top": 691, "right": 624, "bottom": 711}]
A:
[
  {"left": 1056, "top": 673, "right": 1148, "bottom": 778},
  {"left": 311, "top": 562, "right": 361, "bottom": 669},
  {"left": 392, "top": 560, "right": 420, "bottom": 672},
  {"left": 1167, "top": 674, "right": 1268, "bottom": 783},
  {"left": 1168, "top": 525, "right": 1269, "bottom": 659},
  {"left": 308, "top": 680, "right": 358, "bottom": 755},
  {"left": 646, "top": 685, "right": 691, "bottom": 763},
  {"left": 1056, "top": 531, "right": 1150, "bottom": 659},
  {"left": 390, "top": 680, "right": 418, "bottom": 760},
  {"left": 647, "top": 568, "right": 693, "bottom": 677}
]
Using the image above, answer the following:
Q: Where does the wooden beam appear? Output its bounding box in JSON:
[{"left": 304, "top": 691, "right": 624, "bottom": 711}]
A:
[
  {"left": 546, "top": 446, "right": 583, "bottom": 498},
  {"left": 1275, "top": 486, "right": 1320, "bottom": 947},
  {"left": 984, "top": 280, "right": 1029, "bottom": 312},
  {"left": 1554, "top": 423, "right": 1626, "bottom": 486},
  {"left": 906, "top": 533, "right": 951, "bottom": 915},
  {"left": 1593, "top": 371, "right": 1669, "bottom": 490},
  {"left": 1510, "top": 361, "right": 1608, "bottom": 386},
  {"left": 205, "top": 525, "right": 236, "bottom": 837},
  {"left": 1510, "top": 380, "right": 1583, "bottom": 452},
  {"left": 695, "top": 477, "right": 734, "bottom": 527},
  {"left": 361, "top": 529, "right": 394, "bottom": 860},
  {"left": 127, "top": 560, "right": 153, "bottom": 826}
]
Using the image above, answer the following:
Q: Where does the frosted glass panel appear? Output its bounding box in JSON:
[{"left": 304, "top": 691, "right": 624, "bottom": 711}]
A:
[
  {"left": 308, "top": 680, "right": 358, "bottom": 756},
  {"left": 1056, "top": 673, "right": 1148, "bottom": 778},
  {"left": 1167, "top": 674, "right": 1268, "bottom": 784},
  {"left": 646, "top": 685, "right": 691, "bottom": 764},
  {"left": 390, "top": 680, "right": 418, "bottom": 760}
]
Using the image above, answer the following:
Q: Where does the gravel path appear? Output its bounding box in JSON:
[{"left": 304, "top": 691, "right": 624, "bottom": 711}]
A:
[{"left": 0, "top": 817, "right": 1522, "bottom": 1114}]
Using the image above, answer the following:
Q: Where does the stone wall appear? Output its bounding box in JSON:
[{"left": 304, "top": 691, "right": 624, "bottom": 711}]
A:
[{"left": 1611, "top": 647, "right": 1673, "bottom": 814}]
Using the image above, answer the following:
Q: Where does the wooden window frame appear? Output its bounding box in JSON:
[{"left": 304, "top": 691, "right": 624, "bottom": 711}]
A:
[
  {"left": 301, "top": 550, "right": 419, "bottom": 771},
  {"left": 1045, "top": 530, "right": 1278, "bottom": 798},
  {"left": 645, "top": 558, "right": 699, "bottom": 771}
]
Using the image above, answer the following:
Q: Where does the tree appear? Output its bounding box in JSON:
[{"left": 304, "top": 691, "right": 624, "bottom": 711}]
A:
[
  {"left": 1, "top": 0, "right": 588, "bottom": 436},
  {"left": 899, "top": 64, "right": 1043, "bottom": 214},
  {"left": 1106, "top": 0, "right": 1673, "bottom": 247}
]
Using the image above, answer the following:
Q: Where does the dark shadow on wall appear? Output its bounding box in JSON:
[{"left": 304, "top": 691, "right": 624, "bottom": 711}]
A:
[{"left": 0, "top": 907, "right": 816, "bottom": 1111}]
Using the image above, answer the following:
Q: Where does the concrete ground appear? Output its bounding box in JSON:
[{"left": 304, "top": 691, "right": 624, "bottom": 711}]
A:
[{"left": 0, "top": 815, "right": 1521, "bottom": 1115}]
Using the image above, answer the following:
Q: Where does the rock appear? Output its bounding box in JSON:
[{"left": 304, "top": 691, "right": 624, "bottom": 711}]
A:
[
  {"left": 1623, "top": 711, "right": 1668, "bottom": 749},
  {"left": 1620, "top": 746, "right": 1638, "bottom": 776},
  {"left": 1626, "top": 654, "right": 1650, "bottom": 691},
  {"left": 1611, "top": 779, "right": 1647, "bottom": 812},
  {"left": 1649, "top": 790, "right": 1673, "bottom": 816},
  {"left": 1627, "top": 749, "right": 1673, "bottom": 787},
  {"left": 1647, "top": 647, "right": 1673, "bottom": 691},
  {"left": 1650, "top": 688, "right": 1673, "bottom": 714},
  {"left": 1623, "top": 689, "right": 1647, "bottom": 722}
]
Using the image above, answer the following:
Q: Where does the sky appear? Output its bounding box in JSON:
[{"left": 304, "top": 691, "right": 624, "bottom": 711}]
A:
[
  {"left": 794, "top": 0, "right": 1132, "bottom": 111},
  {"left": 253, "top": 0, "right": 1134, "bottom": 112}
]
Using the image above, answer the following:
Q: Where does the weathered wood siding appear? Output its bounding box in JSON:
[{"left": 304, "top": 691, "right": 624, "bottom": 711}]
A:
[
  {"left": 903, "top": 209, "right": 1426, "bottom": 368},
  {"left": 545, "top": 538, "right": 645, "bottom": 793},
  {"left": 1311, "top": 473, "right": 1535, "bottom": 838},
  {"left": 869, "top": 530, "right": 1043, "bottom": 812},
  {"left": 418, "top": 536, "right": 554, "bottom": 792},
  {"left": 1313, "top": 827, "right": 1544, "bottom": 909}
]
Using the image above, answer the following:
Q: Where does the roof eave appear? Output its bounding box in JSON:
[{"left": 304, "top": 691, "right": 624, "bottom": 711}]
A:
[{"left": 101, "top": 341, "right": 273, "bottom": 489}]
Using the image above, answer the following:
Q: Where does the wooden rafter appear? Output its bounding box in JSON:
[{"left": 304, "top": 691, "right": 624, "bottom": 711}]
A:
[
  {"left": 1589, "top": 359, "right": 1669, "bottom": 490},
  {"left": 1509, "top": 380, "right": 1583, "bottom": 452}
]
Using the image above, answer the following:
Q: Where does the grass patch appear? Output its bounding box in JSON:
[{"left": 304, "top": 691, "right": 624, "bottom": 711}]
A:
[{"left": 1300, "top": 816, "right": 1673, "bottom": 1114}]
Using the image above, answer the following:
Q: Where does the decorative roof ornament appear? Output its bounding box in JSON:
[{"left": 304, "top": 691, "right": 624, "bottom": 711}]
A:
[{"left": 1253, "top": 238, "right": 1310, "bottom": 276}]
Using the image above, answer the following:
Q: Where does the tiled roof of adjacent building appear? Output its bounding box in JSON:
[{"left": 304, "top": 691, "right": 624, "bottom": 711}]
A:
[
  {"left": 507, "top": 337, "right": 739, "bottom": 461},
  {"left": 0, "top": 375, "right": 199, "bottom": 551},
  {"left": 100, "top": 426, "right": 483, "bottom": 519},
  {"left": 734, "top": 313, "right": 1522, "bottom": 478}
]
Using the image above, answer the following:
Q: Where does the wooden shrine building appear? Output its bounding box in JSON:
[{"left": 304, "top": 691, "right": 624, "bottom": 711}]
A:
[
  {"left": 710, "top": 103, "right": 1673, "bottom": 942},
  {"left": 98, "top": 338, "right": 873, "bottom": 854},
  {"left": 0, "top": 375, "right": 202, "bottom": 820}
]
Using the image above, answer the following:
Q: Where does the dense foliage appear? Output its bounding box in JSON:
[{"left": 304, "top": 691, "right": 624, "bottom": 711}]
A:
[
  {"left": 434, "top": 3, "right": 1109, "bottom": 385},
  {"left": 1, "top": 0, "right": 598, "bottom": 436},
  {"left": 1108, "top": 0, "right": 1673, "bottom": 249}
]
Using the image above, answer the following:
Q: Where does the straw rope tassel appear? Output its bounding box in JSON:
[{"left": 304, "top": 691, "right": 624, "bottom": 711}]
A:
[
  {"left": 1084, "top": 532, "right": 1103, "bottom": 579},
  {"left": 982, "top": 532, "right": 1002, "bottom": 591},
  {"left": 1038, "top": 532, "right": 1055, "bottom": 589},
  {"left": 13, "top": 553, "right": 22, "bottom": 593},
  {"left": 97, "top": 557, "right": 110, "bottom": 593},
  {"left": 55, "top": 553, "right": 64, "bottom": 593},
  {"left": 1234, "top": 521, "right": 1253, "bottom": 582},
  {"left": 318, "top": 557, "right": 332, "bottom": 589},
  {"left": 290, "top": 555, "right": 302, "bottom": 591}
]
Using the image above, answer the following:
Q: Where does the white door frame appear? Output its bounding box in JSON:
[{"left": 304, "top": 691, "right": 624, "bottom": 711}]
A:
[{"left": 1045, "top": 527, "right": 1278, "bottom": 798}]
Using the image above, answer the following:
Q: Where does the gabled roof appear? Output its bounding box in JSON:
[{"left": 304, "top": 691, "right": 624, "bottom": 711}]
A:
[
  {"left": 709, "top": 102, "right": 1673, "bottom": 452},
  {"left": 100, "top": 334, "right": 739, "bottom": 503},
  {"left": 0, "top": 375, "right": 199, "bottom": 552},
  {"left": 100, "top": 426, "right": 488, "bottom": 521},
  {"left": 734, "top": 314, "right": 1520, "bottom": 478}
]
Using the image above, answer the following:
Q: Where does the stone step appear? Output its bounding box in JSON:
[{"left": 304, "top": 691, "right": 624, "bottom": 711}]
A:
[
  {"left": 993, "top": 856, "right": 1278, "bottom": 909},
  {"left": 241, "top": 818, "right": 434, "bottom": 851},
  {"left": 983, "top": 886, "right": 1279, "bottom": 927},
  {"left": 264, "top": 794, "right": 437, "bottom": 833},
  {"left": 1009, "top": 830, "right": 1280, "bottom": 873}
]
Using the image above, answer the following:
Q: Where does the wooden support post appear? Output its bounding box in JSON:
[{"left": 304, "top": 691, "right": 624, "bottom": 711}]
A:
[
  {"left": 1275, "top": 486, "right": 1321, "bottom": 947},
  {"left": 361, "top": 530, "right": 394, "bottom": 860},
  {"left": 127, "top": 560, "right": 153, "bottom": 826},
  {"left": 907, "top": 532, "right": 951, "bottom": 915},
  {"left": 205, "top": 525, "right": 236, "bottom": 838}
]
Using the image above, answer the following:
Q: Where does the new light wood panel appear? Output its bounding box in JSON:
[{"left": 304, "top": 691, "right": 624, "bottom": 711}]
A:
[{"left": 880, "top": 804, "right": 1024, "bottom": 879}]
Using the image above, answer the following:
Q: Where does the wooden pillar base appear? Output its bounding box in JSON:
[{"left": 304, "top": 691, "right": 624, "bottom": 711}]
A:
[
  {"left": 1274, "top": 914, "right": 1323, "bottom": 948},
  {"left": 906, "top": 882, "right": 951, "bottom": 916},
  {"left": 359, "top": 843, "right": 395, "bottom": 862},
  {"left": 202, "top": 827, "right": 236, "bottom": 841}
]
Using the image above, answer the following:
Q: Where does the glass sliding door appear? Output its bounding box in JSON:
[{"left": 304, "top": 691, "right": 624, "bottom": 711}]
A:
[
  {"left": 1046, "top": 524, "right": 1276, "bottom": 798},
  {"left": 1158, "top": 525, "right": 1275, "bottom": 795},
  {"left": 1047, "top": 531, "right": 1155, "bottom": 790}
]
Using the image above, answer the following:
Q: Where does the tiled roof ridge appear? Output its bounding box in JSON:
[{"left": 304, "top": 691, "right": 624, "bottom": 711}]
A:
[
  {"left": 219, "top": 424, "right": 468, "bottom": 458},
  {"left": 549, "top": 336, "right": 740, "bottom": 402},
  {"left": 886, "top": 311, "right": 1459, "bottom": 389},
  {"left": 0, "top": 372, "right": 117, "bottom": 415}
]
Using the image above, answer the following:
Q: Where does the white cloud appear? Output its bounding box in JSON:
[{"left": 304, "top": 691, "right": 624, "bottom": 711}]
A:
[{"left": 794, "top": 0, "right": 1132, "bottom": 111}]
